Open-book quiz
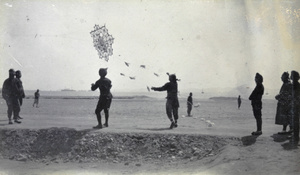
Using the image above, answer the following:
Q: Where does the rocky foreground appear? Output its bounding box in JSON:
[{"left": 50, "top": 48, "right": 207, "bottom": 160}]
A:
[{"left": 0, "top": 127, "right": 241, "bottom": 165}]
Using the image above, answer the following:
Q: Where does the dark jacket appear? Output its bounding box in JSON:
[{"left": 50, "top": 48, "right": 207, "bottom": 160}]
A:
[
  {"left": 91, "top": 77, "right": 113, "bottom": 99},
  {"left": 249, "top": 83, "right": 264, "bottom": 105},
  {"left": 152, "top": 81, "right": 178, "bottom": 100}
]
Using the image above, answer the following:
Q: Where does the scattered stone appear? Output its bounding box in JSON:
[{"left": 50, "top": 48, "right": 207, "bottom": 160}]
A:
[{"left": 0, "top": 128, "right": 239, "bottom": 164}]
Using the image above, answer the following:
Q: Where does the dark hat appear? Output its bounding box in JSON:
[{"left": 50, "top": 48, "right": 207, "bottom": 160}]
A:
[
  {"left": 291, "top": 70, "right": 300, "bottom": 80},
  {"left": 255, "top": 73, "right": 263, "bottom": 83},
  {"left": 169, "top": 74, "right": 179, "bottom": 82},
  {"left": 9, "top": 69, "right": 15, "bottom": 73},
  {"left": 281, "top": 72, "right": 289, "bottom": 79},
  {"left": 99, "top": 68, "right": 108, "bottom": 77}
]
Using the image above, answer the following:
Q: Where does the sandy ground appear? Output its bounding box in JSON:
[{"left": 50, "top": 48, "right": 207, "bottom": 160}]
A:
[{"left": 0, "top": 97, "right": 299, "bottom": 175}]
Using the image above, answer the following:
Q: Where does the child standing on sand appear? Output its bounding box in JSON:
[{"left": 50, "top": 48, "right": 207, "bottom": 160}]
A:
[
  {"left": 151, "top": 74, "right": 179, "bottom": 129},
  {"left": 91, "top": 68, "right": 113, "bottom": 129}
]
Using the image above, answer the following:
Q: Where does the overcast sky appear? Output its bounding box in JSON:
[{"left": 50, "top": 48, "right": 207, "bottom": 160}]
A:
[{"left": 0, "top": 0, "right": 299, "bottom": 93}]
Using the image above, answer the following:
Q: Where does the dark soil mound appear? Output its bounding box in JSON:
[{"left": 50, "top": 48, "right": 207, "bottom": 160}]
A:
[{"left": 0, "top": 128, "right": 241, "bottom": 164}]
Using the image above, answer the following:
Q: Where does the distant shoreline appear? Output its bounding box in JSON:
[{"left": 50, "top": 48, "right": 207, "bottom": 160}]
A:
[
  {"left": 209, "top": 96, "right": 238, "bottom": 100},
  {"left": 19, "top": 95, "right": 153, "bottom": 100}
]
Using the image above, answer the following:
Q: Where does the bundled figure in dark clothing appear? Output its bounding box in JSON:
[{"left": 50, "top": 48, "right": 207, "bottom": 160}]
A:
[
  {"left": 32, "top": 89, "right": 40, "bottom": 108},
  {"left": 290, "top": 70, "right": 300, "bottom": 145},
  {"left": 91, "top": 68, "right": 113, "bottom": 129},
  {"left": 2, "top": 69, "right": 21, "bottom": 124},
  {"left": 151, "top": 74, "right": 179, "bottom": 129},
  {"left": 275, "top": 72, "right": 292, "bottom": 134},
  {"left": 249, "top": 73, "right": 264, "bottom": 136},
  {"left": 187, "top": 92, "right": 193, "bottom": 116},
  {"left": 237, "top": 95, "right": 242, "bottom": 109}
]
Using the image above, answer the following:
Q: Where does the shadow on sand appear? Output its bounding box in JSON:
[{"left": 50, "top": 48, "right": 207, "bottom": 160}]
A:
[
  {"left": 270, "top": 133, "right": 299, "bottom": 150},
  {"left": 241, "top": 135, "right": 259, "bottom": 146},
  {"left": 281, "top": 141, "right": 299, "bottom": 150},
  {"left": 137, "top": 127, "right": 171, "bottom": 131},
  {"left": 271, "top": 133, "right": 290, "bottom": 143}
]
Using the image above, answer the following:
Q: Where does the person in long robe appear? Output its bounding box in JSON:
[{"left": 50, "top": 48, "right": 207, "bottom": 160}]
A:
[{"left": 275, "top": 72, "right": 292, "bottom": 134}]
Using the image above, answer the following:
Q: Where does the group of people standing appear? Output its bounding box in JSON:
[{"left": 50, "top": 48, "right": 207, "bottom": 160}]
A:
[
  {"left": 91, "top": 68, "right": 300, "bottom": 145},
  {"left": 2, "top": 69, "right": 25, "bottom": 124},
  {"left": 2, "top": 67, "right": 299, "bottom": 146},
  {"left": 274, "top": 71, "right": 300, "bottom": 145},
  {"left": 247, "top": 71, "right": 300, "bottom": 145},
  {"left": 2, "top": 69, "right": 40, "bottom": 125}
]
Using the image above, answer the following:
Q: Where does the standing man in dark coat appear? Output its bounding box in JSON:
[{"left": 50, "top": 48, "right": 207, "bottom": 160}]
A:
[
  {"left": 91, "top": 68, "right": 113, "bottom": 129},
  {"left": 15, "top": 70, "right": 25, "bottom": 119},
  {"left": 2, "top": 69, "right": 21, "bottom": 124},
  {"left": 249, "top": 73, "right": 264, "bottom": 136},
  {"left": 187, "top": 92, "right": 193, "bottom": 116},
  {"left": 151, "top": 74, "right": 179, "bottom": 129},
  {"left": 290, "top": 70, "right": 300, "bottom": 145}
]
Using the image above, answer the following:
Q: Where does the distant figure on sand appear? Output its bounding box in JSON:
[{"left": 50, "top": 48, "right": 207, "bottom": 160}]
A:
[
  {"left": 151, "top": 74, "right": 179, "bottom": 129},
  {"left": 2, "top": 69, "right": 21, "bottom": 124},
  {"left": 15, "top": 70, "right": 25, "bottom": 119},
  {"left": 91, "top": 68, "right": 113, "bottom": 129},
  {"left": 275, "top": 72, "right": 292, "bottom": 134},
  {"left": 32, "top": 89, "right": 40, "bottom": 108},
  {"left": 237, "top": 95, "right": 242, "bottom": 109},
  {"left": 290, "top": 70, "right": 300, "bottom": 145},
  {"left": 187, "top": 92, "right": 193, "bottom": 116},
  {"left": 249, "top": 73, "right": 264, "bottom": 136}
]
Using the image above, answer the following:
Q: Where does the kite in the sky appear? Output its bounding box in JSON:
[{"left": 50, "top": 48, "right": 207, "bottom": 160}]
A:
[
  {"left": 90, "top": 25, "right": 114, "bottom": 61},
  {"left": 154, "top": 73, "right": 159, "bottom": 77},
  {"left": 129, "top": 76, "right": 136, "bottom": 80},
  {"left": 140, "top": 65, "right": 146, "bottom": 69},
  {"left": 120, "top": 73, "right": 125, "bottom": 76},
  {"left": 147, "top": 86, "right": 150, "bottom": 92}
]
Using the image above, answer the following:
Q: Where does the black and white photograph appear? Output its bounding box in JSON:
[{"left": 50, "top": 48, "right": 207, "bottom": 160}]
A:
[{"left": 0, "top": 0, "right": 300, "bottom": 174}]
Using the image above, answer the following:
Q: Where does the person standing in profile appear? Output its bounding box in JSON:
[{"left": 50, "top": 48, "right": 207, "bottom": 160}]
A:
[
  {"left": 237, "top": 95, "right": 242, "bottom": 109},
  {"left": 151, "top": 74, "right": 180, "bottom": 129},
  {"left": 249, "top": 73, "right": 264, "bottom": 136},
  {"left": 290, "top": 70, "right": 300, "bottom": 145},
  {"left": 15, "top": 70, "right": 25, "bottom": 119},
  {"left": 2, "top": 69, "right": 21, "bottom": 124},
  {"left": 32, "top": 89, "right": 40, "bottom": 108},
  {"left": 275, "top": 72, "right": 292, "bottom": 134},
  {"left": 187, "top": 92, "right": 193, "bottom": 116},
  {"left": 91, "top": 68, "right": 113, "bottom": 129}
]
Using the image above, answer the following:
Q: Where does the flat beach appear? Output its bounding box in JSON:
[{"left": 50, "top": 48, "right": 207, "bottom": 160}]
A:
[{"left": 0, "top": 96, "right": 299, "bottom": 175}]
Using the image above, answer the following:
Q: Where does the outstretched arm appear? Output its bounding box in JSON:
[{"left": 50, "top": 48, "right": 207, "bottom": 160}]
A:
[{"left": 151, "top": 83, "right": 168, "bottom": 91}]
